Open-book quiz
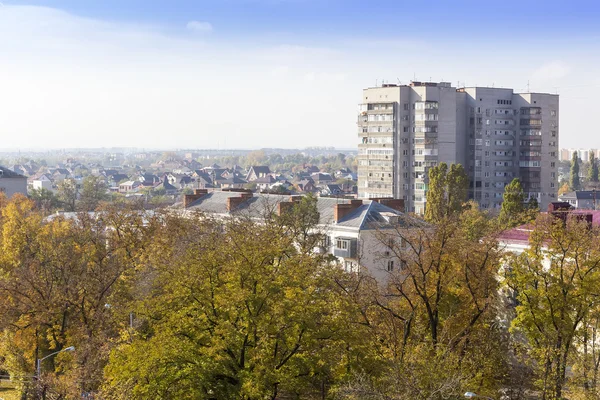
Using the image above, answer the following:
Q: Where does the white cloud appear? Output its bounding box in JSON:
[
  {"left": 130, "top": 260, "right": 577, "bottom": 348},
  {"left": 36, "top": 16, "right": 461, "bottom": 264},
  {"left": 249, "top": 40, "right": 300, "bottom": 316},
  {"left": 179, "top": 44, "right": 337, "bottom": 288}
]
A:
[
  {"left": 531, "top": 61, "right": 571, "bottom": 82},
  {"left": 186, "top": 20, "right": 213, "bottom": 33},
  {"left": 0, "top": 5, "right": 599, "bottom": 150}
]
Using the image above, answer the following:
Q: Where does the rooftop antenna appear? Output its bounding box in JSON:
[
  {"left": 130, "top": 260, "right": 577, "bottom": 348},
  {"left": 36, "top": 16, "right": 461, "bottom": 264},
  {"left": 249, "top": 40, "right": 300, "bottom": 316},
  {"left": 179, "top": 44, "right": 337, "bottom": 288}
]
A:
[
  {"left": 375, "top": 79, "right": 378, "bottom": 87},
  {"left": 413, "top": 72, "right": 416, "bottom": 81},
  {"left": 526, "top": 80, "right": 530, "bottom": 92}
]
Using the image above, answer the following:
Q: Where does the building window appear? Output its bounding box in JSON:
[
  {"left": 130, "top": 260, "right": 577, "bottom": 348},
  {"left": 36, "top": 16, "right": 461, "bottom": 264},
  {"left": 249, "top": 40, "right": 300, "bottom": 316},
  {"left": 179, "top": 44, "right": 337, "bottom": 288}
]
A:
[
  {"left": 550, "top": 110, "right": 556, "bottom": 116},
  {"left": 551, "top": 162, "right": 555, "bottom": 168},
  {"left": 387, "top": 260, "right": 394, "bottom": 272},
  {"left": 336, "top": 239, "right": 348, "bottom": 250}
]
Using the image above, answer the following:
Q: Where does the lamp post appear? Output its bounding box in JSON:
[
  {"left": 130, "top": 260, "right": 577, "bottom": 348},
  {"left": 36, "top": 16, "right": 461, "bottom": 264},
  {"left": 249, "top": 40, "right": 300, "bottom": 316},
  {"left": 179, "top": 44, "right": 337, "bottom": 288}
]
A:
[
  {"left": 36, "top": 346, "right": 75, "bottom": 379},
  {"left": 464, "top": 391, "right": 495, "bottom": 400}
]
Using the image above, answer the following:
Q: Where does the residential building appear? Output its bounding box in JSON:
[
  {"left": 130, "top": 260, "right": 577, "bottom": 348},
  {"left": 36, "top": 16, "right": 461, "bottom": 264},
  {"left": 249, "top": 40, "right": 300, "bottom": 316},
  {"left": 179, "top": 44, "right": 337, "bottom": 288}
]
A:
[
  {"left": 0, "top": 166, "right": 28, "bottom": 197},
  {"left": 181, "top": 190, "right": 412, "bottom": 282},
  {"left": 559, "top": 148, "right": 599, "bottom": 162},
  {"left": 558, "top": 190, "right": 600, "bottom": 210},
  {"left": 357, "top": 81, "right": 559, "bottom": 213},
  {"left": 246, "top": 166, "right": 271, "bottom": 181},
  {"left": 31, "top": 174, "right": 54, "bottom": 192}
]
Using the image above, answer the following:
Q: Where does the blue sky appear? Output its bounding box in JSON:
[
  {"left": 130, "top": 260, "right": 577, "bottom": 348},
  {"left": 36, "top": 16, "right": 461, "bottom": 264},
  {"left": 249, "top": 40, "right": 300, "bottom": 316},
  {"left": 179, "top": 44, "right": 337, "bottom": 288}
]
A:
[
  {"left": 0, "top": 0, "right": 599, "bottom": 149},
  {"left": 9, "top": 0, "right": 600, "bottom": 42}
]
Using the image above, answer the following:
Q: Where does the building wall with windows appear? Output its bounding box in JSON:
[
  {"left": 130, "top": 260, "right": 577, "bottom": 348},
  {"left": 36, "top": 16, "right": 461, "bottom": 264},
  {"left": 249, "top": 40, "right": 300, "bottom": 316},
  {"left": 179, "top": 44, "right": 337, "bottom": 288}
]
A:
[
  {"left": 357, "top": 82, "right": 559, "bottom": 213},
  {"left": 0, "top": 167, "right": 27, "bottom": 198}
]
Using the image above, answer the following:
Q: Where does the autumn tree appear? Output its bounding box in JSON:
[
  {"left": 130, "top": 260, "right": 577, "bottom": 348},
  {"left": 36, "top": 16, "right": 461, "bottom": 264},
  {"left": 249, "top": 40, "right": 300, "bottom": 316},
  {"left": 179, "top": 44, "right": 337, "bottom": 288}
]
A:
[
  {"left": 424, "top": 163, "right": 468, "bottom": 222},
  {"left": 341, "top": 204, "right": 507, "bottom": 399},
  {"left": 0, "top": 197, "right": 146, "bottom": 398},
  {"left": 506, "top": 214, "right": 600, "bottom": 399},
  {"left": 102, "top": 203, "right": 367, "bottom": 399}
]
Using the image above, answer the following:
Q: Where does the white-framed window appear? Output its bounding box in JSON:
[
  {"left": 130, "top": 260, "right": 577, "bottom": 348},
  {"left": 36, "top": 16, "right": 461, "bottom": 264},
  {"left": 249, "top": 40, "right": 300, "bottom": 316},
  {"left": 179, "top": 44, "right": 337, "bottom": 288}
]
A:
[{"left": 336, "top": 239, "right": 349, "bottom": 250}]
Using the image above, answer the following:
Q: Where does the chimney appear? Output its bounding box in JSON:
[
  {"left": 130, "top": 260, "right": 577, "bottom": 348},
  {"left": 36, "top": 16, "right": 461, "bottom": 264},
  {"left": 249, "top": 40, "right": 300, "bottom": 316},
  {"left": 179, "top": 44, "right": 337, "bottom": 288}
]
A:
[
  {"left": 183, "top": 189, "right": 208, "bottom": 208},
  {"left": 370, "top": 198, "right": 405, "bottom": 213},
  {"left": 547, "top": 201, "right": 571, "bottom": 212},
  {"left": 278, "top": 201, "right": 295, "bottom": 216},
  {"left": 227, "top": 192, "right": 253, "bottom": 212},
  {"left": 334, "top": 200, "right": 363, "bottom": 223}
]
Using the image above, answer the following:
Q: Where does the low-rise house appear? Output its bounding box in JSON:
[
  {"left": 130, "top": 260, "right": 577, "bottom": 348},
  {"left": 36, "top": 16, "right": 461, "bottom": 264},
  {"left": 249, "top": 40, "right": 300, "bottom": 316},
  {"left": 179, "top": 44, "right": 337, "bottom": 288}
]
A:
[
  {"left": 0, "top": 166, "right": 28, "bottom": 197},
  {"left": 498, "top": 202, "right": 600, "bottom": 255},
  {"left": 253, "top": 175, "right": 276, "bottom": 191},
  {"left": 217, "top": 176, "right": 247, "bottom": 189},
  {"left": 295, "top": 179, "right": 317, "bottom": 193},
  {"left": 246, "top": 166, "right": 271, "bottom": 182},
  {"left": 310, "top": 172, "right": 334, "bottom": 185},
  {"left": 321, "top": 184, "right": 343, "bottom": 196},
  {"left": 154, "top": 179, "right": 179, "bottom": 195},
  {"left": 30, "top": 174, "right": 54, "bottom": 192},
  {"left": 181, "top": 190, "right": 412, "bottom": 282},
  {"left": 137, "top": 173, "right": 161, "bottom": 187},
  {"left": 119, "top": 180, "right": 142, "bottom": 193},
  {"left": 558, "top": 191, "right": 600, "bottom": 210},
  {"left": 106, "top": 173, "right": 129, "bottom": 187}
]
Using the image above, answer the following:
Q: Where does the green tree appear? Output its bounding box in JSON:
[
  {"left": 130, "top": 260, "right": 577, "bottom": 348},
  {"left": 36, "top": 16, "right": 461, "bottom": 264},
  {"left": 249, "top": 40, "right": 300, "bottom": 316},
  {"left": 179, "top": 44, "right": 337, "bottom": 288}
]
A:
[
  {"left": 56, "top": 178, "right": 78, "bottom": 211},
  {"left": 499, "top": 178, "right": 526, "bottom": 227},
  {"left": 78, "top": 176, "right": 110, "bottom": 211},
  {"left": 570, "top": 152, "right": 581, "bottom": 191},
  {"left": 447, "top": 163, "right": 469, "bottom": 214},
  {"left": 589, "top": 151, "right": 599, "bottom": 184},
  {"left": 527, "top": 195, "right": 539, "bottom": 210},
  {"left": 424, "top": 163, "right": 468, "bottom": 222},
  {"left": 29, "top": 187, "right": 60, "bottom": 212},
  {"left": 506, "top": 214, "right": 600, "bottom": 399}
]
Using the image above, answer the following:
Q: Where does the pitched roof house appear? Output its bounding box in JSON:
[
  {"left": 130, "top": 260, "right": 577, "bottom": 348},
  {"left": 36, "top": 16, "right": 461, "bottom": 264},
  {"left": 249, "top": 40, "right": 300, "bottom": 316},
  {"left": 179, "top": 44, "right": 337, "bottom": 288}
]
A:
[
  {"left": 0, "top": 166, "right": 28, "bottom": 198},
  {"left": 181, "top": 191, "right": 414, "bottom": 282},
  {"left": 246, "top": 166, "right": 271, "bottom": 182}
]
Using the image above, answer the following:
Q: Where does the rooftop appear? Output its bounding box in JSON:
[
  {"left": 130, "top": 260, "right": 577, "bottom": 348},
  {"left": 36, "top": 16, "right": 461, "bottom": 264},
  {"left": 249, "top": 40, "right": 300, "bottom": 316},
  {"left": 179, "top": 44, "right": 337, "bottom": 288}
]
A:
[{"left": 184, "top": 192, "right": 418, "bottom": 230}]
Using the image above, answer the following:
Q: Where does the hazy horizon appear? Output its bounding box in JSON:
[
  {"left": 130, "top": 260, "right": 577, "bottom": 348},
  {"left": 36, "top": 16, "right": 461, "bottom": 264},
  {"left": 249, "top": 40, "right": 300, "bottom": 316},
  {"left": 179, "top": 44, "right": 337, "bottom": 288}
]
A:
[{"left": 1, "top": 0, "right": 599, "bottom": 149}]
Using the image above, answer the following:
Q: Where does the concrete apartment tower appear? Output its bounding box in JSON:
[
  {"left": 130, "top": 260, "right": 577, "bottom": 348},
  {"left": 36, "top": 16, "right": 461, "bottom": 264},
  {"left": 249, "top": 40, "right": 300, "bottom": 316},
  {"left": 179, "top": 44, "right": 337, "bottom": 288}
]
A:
[{"left": 357, "top": 82, "right": 559, "bottom": 213}]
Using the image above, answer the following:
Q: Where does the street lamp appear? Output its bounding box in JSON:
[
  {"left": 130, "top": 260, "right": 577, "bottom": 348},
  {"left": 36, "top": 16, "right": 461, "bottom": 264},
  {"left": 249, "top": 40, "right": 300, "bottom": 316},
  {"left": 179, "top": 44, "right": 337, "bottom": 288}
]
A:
[
  {"left": 464, "top": 391, "right": 494, "bottom": 400},
  {"left": 37, "top": 346, "right": 75, "bottom": 379}
]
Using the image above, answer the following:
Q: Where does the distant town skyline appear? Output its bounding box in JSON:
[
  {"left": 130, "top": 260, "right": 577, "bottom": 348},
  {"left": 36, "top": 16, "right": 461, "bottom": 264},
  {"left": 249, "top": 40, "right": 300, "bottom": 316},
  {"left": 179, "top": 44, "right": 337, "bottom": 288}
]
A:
[{"left": 1, "top": 0, "right": 599, "bottom": 149}]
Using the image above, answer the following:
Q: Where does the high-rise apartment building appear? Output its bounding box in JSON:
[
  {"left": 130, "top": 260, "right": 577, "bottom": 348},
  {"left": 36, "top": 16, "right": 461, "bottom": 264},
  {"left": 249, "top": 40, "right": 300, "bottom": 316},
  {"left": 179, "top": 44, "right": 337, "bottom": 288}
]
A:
[{"left": 357, "top": 81, "right": 559, "bottom": 213}]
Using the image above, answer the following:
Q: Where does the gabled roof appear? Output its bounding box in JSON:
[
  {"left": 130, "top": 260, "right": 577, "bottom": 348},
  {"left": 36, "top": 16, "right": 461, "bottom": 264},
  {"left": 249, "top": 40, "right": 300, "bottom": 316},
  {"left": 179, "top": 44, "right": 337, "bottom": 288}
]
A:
[
  {"left": 248, "top": 166, "right": 271, "bottom": 175},
  {"left": 156, "top": 180, "right": 178, "bottom": 191},
  {"left": 311, "top": 172, "right": 333, "bottom": 181},
  {"left": 0, "top": 166, "right": 26, "bottom": 179}
]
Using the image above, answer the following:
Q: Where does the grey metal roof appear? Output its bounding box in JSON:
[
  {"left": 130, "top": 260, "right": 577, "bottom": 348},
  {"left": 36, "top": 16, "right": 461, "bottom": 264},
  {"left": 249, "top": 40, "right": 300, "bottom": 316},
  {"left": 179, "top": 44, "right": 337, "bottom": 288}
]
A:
[
  {"left": 185, "top": 192, "right": 419, "bottom": 230},
  {"left": 0, "top": 166, "right": 26, "bottom": 179},
  {"left": 559, "top": 191, "right": 600, "bottom": 200}
]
